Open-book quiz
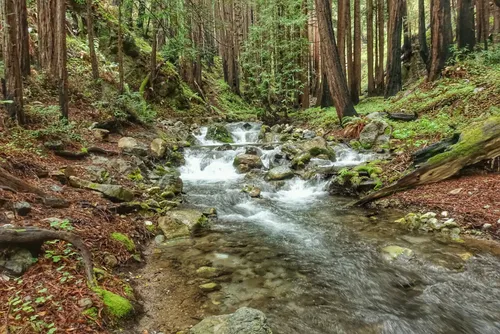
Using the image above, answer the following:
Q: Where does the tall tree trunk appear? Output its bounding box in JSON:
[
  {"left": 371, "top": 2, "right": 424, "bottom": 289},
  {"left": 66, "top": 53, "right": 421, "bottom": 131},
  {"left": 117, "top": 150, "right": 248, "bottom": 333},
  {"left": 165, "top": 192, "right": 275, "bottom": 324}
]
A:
[
  {"left": 376, "top": 0, "right": 385, "bottom": 94},
  {"left": 337, "top": 0, "right": 346, "bottom": 69},
  {"left": 87, "top": 0, "right": 99, "bottom": 81},
  {"left": 419, "top": 0, "right": 430, "bottom": 64},
  {"left": 476, "top": 0, "right": 489, "bottom": 49},
  {"left": 428, "top": 0, "right": 453, "bottom": 81},
  {"left": 57, "top": 0, "right": 68, "bottom": 119},
  {"left": 346, "top": 0, "right": 354, "bottom": 98},
  {"left": 385, "top": 0, "right": 404, "bottom": 97},
  {"left": 150, "top": 3, "right": 157, "bottom": 91},
  {"left": 314, "top": 0, "right": 357, "bottom": 122},
  {"left": 457, "top": 0, "right": 476, "bottom": 50},
  {"left": 495, "top": 6, "right": 500, "bottom": 43},
  {"left": 17, "top": 0, "right": 30, "bottom": 77},
  {"left": 352, "top": 0, "right": 361, "bottom": 104},
  {"left": 118, "top": 1, "right": 125, "bottom": 94},
  {"left": 367, "top": 0, "right": 375, "bottom": 95},
  {"left": 402, "top": 0, "right": 412, "bottom": 60},
  {"left": 3, "top": 0, "right": 25, "bottom": 124},
  {"left": 301, "top": 0, "right": 310, "bottom": 109}
]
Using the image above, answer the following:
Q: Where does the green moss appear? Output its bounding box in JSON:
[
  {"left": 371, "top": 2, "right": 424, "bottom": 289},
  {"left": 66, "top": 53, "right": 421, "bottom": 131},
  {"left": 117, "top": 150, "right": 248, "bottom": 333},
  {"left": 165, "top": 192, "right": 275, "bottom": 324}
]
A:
[
  {"left": 127, "top": 169, "right": 144, "bottom": 182},
  {"left": 428, "top": 116, "right": 500, "bottom": 165},
  {"left": 94, "top": 288, "right": 133, "bottom": 319},
  {"left": 111, "top": 232, "right": 135, "bottom": 252},
  {"left": 82, "top": 307, "right": 99, "bottom": 320}
]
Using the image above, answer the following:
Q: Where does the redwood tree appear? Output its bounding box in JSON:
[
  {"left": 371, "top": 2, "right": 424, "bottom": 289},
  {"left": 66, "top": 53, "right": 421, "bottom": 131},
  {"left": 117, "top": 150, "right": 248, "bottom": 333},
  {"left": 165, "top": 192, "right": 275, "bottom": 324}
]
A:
[
  {"left": 418, "top": 0, "right": 429, "bottom": 64},
  {"left": 457, "top": 0, "right": 475, "bottom": 50},
  {"left": 385, "top": 0, "right": 404, "bottom": 97},
  {"left": 367, "top": 0, "right": 375, "bottom": 95},
  {"left": 314, "top": 0, "right": 357, "bottom": 121},
  {"left": 17, "top": 0, "right": 30, "bottom": 77},
  {"left": 352, "top": 0, "right": 361, "bottom": 104},
  {"left": 87, "top": 0, "right": 99, "bottom": 81},
  {"left": 3, "top": 0, "right": 25, "bottom": 124},
  {"left": 428, "top": 0, "right": 453, "bottom": 81}
]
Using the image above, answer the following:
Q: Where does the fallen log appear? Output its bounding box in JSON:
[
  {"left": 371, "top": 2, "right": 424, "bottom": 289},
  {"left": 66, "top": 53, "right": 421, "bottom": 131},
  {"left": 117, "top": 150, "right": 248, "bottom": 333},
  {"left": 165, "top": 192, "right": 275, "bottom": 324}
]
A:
[
  {"left": 412, "top": 133, "right": 460, "bottom": 165},
  {"left": 387, "top": 111, "right": 418, "bottom": 122},
  {"left": 356, "top": 116, "right": 500, "bottom": 205},
  {"left": 0, "top": 227, "right": 95, "bottom": 286}
]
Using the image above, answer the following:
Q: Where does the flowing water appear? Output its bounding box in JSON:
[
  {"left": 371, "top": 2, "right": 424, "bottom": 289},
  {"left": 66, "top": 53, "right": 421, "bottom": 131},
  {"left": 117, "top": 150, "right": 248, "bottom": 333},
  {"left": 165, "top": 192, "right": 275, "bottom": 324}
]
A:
[{"left": 168, "top": 123, "right": 500, "bottom": 334}]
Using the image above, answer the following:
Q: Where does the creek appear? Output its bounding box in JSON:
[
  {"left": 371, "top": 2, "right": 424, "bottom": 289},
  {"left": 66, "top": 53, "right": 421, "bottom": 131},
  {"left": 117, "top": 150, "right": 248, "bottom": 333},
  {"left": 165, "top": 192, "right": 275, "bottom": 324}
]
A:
[{"left": 149, "top": 123, "right": 500, "bottom": 334}]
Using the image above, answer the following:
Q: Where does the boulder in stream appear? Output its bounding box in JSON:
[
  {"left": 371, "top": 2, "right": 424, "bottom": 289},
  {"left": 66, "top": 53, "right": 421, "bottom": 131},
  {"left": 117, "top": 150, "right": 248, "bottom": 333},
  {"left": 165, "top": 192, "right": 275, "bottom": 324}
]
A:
[
  {"left": 266, "top": 166, "right": 294, "bottom": 181},
  {"left": 158, "top": 209, "right": 209, "bottom": 239},
  {"left": 190, "top": 307, "right": 273, "bottom": 334},
  {"left": 206, "top": 124, "right": 234, "bottom": 143},
  {"left": 233, "top": 154, "right": 263, "bottom": 173}
]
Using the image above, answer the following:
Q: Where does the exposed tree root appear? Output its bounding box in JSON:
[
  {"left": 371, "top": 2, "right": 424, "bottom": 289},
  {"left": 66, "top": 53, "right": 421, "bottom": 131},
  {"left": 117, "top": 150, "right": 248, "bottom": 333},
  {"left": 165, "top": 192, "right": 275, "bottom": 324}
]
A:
[{"left": 0, "top": 227, "right": 95, "bottom": 286}]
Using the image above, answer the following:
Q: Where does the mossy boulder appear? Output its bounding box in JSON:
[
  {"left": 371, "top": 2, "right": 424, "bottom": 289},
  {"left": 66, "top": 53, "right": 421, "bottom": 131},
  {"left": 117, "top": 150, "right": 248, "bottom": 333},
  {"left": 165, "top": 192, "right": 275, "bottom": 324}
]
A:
[
  {"left": 111, "top": 232, "right": 135, "bottom": 252},
  {"left": 69, "top": 177, "right": 134, "bottom": 202},
  {"left": 206, "top": 124, "right": 234, "bottom": 143},
  {"left": 291, "top": 152, "right": 311, "bottom": 170},
  {"left": 266, "top": 166, "right": 294, "bottom": 181},
  {"left": 359, "top": 120, "right": 390, "bottom": 149},
  {"left": 156, "top": 168, "right": 183, "bottom": 194},
  {"left": 158, "top": 209, "right": 208, "bottom": 239},
  {"left": 94, "top": 288, "right": 133, "bottom": 319}
]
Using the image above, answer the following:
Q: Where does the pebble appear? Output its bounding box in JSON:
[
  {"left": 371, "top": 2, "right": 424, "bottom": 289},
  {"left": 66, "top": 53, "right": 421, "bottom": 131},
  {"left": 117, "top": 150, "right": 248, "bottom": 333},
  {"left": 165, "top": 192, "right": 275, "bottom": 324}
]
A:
[
  {"left": 154, "top": 235, "right": 165, "bottom": 244},
  {"left": 482, "top": 223, "right": 492, "bottom": 231},
  {"left": 441, "top": 211, "right": 449, "bottom": 217},
  {"left": 77, "top": 298, "right": 93, "bottom": 308}
]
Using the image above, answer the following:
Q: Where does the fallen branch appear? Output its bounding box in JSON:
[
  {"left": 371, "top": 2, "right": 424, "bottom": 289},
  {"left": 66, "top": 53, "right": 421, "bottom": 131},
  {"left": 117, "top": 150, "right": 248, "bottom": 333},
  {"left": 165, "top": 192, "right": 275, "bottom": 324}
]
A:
[
  {"left": 387, "top": 111, "right": 418, "bottom": 122},
  {"left": 356, "top": 117, "right": 500, "bottom": 205},
  {"left": 0, "top": 227, "right": 95, "bottom": 286}
]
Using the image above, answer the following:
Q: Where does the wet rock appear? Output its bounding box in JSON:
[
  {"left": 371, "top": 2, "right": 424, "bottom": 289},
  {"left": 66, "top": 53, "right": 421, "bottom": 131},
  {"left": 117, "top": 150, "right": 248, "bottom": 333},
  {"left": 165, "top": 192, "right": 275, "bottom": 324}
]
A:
[
  {"left": 199, "top": 282, "right": 221, "bottom": 292},
  {"left": 190, "top": 307, "right": 273, "bottom": 334},
  {"left": 158, "top": 209, "right": 208, "bottom": 239},
  {"left": 0, "top": 248, "right": 34, "bottom": 276},
  {"left": 359, "top": 120, "right": 389, "bottom": 149},
  {"left": 245, "top": 146, "right": 262, "bottom": 156},
  {"left": 381, "top": 246, "right": 413, "bottom": 261},
  {"left": 150, "top": 138, "right": 168, "bottom": 158},
  {"left": 291, "top": 152, "right": 311, "bottom": 170},
  {"left": 69, "top": 176, "right": 134, "bottom": 202},
  {"left": 216, "top": 144, "right": 234, "bottom": 151},
  {"left": 206, "top": 124, "right": 234, "bottom": 143},
  {"left": 259, "top": 125, "right": 271, "bottom": 140},
  {"left": 266, "top": 166, "right": 294, "bottom": 181},
  {"left": 242, "top": 185, "right": 261, "bottom": 198},
  {"left": 196, "top": 266, "right": 219, "bottom": 279},
  {"left": 156, "top": 169, "right": 183, "bottom": 195},
  {"left": 298, "top": 137, "right": 332, "bottom": 158},
  {"left": 154, "top": 235, "right": 166, "bottom": 244},
  {"left": 13, "top": 202, "right": 31, "bottom": 216},
  {"left": 233, "top": 154, "right": 263, "bottom": 173}
]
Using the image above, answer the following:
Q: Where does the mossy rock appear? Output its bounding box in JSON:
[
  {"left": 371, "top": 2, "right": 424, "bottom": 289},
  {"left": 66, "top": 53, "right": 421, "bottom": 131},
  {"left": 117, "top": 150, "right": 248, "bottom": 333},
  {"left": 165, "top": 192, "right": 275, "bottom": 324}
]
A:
[
  {"left": 94, "top": 288, "right": 133, "bottom": 319},
  {"left": 291, "top": 152, "right": 311, "bottom": 169},
  {"left": 205, "top": 124, "right": 234, "bottom": 143},
  {"left": 111, "top": 232, "right": 135, "bottom": 252}
]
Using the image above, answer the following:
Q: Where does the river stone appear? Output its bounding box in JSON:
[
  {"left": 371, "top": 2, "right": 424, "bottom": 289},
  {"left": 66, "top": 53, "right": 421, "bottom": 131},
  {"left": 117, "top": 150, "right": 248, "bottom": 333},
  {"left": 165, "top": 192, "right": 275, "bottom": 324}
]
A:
[
  {"left": 303, "top": 130, "right": 316, "bottom": 139},
  {"left": 233, "top": 154, "right": 263, "bottom": 172},
  {"left": 150, "top": 138, "right": 168, "bottom": 158},
  {"left": 297, "top": 137, "right": 331, "bottom": 157},
  {"left": 199, "top": 282, "right": 221, "bottom": 292},
  {"left": 381, "top": 246, "right": 413, "bottom": 261},
  {"left": 0, "top": 248, "right": 34, "bottom": 276},
  {"left": 291, "top": 152, "right": 311, "bottom": 170},
  {"left": 359, "top": 120, "right": 389, "bottom": 149},
  {"left": 158, "top": 209, "right": 207, "bottom": 239},
  {"left": 69, "top": 176, "right": 134, "bottom": 202},
  {"left": 266, "top": 166, "right": 294, "bottom": 181},
  {"left": 196, "top": 266, "right": 219, "bottom": 279},
  {"left": 206, "top": 124, "right": 234, "bottom": 143},
  {"left": 190, "top": 307, "right": 273, "bottom": 334}
]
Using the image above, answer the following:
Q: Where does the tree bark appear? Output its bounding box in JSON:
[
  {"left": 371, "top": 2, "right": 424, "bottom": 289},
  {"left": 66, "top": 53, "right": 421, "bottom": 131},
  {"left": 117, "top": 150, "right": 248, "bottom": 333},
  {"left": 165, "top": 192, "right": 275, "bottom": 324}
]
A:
[
  {"left": 428, "top": 0, "right": 453, "bottom": 81},
  {"left": 367, "top": 0, "right": 375, "bottom": 95},
  {"left": 87, "top": 0, "right": 99, "bottom": 81},
  {"left": 418, "top": 0, "right": 430, "bottom": 64},
  {"left": 3, "top": 0, "right": 25, "bottom": 125},
  {"left": 352, "top": 0, "right": 361, "bottom": 104},
  {"left": 314, "top": 0, "right": 358, "bottom": 121},
  {"left": 376, "top": 0, "right": 385, "bottom": 94},
  {"left": 17, "top": 0, "right": 30, "bottom": 77},
  {"left": 402, "top": 0, "right": 412, "bottom": 61},
  {"left": 337, "top": 0, "right": 346, "bottom": 69},
  {"left": 457, "top": 0, "right": 476, "bottom": 50},
  {"left": 57, "top": 0, "right": 69, "bottom": 119},
  {"left": 118, "top": 1, "right": 125, "bottom": 94},
  {"left": 385, "top": 0, "right": 404, "bottom": 97}
]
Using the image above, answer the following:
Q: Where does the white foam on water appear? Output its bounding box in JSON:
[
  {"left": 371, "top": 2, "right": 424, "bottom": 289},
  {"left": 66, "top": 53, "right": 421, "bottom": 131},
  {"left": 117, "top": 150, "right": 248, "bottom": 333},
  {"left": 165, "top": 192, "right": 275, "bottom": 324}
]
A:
[
  {"left": 264, "top": 178, "right": 329, "bottom": 207},
  {"left": 180, "top": 149, "right": 243, "bottom": 183}
]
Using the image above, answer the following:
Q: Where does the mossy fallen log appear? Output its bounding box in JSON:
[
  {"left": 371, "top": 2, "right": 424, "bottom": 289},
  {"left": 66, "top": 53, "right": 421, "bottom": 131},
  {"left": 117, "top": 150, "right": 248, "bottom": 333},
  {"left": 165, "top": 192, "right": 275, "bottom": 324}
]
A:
[
  {"left": 356, "top": 116, "right": 500, "bottom": 205},
  {"left": 0, "top": 227, "right": 95, "bottom": 286}
]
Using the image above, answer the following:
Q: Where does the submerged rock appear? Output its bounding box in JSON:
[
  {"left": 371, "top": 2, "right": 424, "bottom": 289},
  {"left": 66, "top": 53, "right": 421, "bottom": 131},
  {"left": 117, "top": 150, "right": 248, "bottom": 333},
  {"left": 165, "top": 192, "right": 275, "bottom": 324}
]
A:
[
  {"left": 190, "top": 307, "right": 273, "bottom": 334},
  {"left": 381, "top": 246, "right": 413, "bottom": 261},
  {"left": 266, "top": 166, "right": 294, "bottom": 181},
  {"left": 158, "top": 209, "right": 208, "bottom": 239}
]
